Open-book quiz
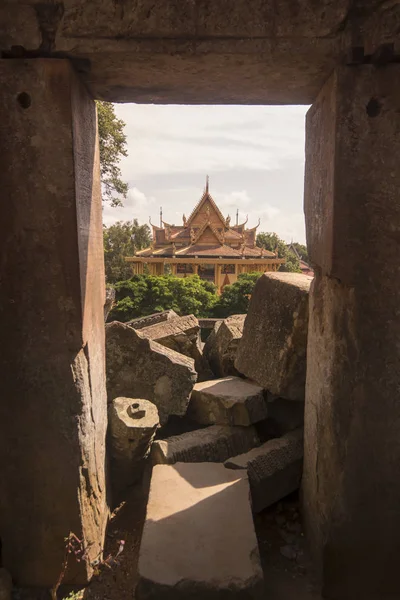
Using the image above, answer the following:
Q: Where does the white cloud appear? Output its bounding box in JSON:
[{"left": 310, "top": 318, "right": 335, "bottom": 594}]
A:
[
  {"left": 102, "top": 186, "right": 156, "bottom": 227},
  {"left": 103, "top": 104, "right": 309, "bottom": 243}
]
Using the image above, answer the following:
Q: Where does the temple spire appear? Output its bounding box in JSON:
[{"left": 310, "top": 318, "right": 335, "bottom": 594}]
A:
[
  {"left": 160, "top": 206, "right": 163, "bottom": 228},
  {"left": 205, "top": 174, "right": 209, "bottom": 193}
]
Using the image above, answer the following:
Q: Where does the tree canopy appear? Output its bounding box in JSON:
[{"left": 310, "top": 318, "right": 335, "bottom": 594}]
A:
[
  {"left": 108, "top": 274, "right": 217, "bottom": 321},
  {"left": 213, "top": 272, "right": 263, "bottom": 318},
  {"left": 103, "top": 220, "right": 151, "bottom": 283},
  {"left": 290, "top": 242, "right": 309, "bottom": 263},
  {"left": 97, "top": 101, "right": 128, "bottom": 206},
  {"left": 256, "top": 231, "right": 301, "bottom": 273}
]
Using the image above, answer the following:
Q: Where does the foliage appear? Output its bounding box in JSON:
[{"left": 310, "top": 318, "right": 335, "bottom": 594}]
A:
[
  {"left": 97, "top": 101, "right": 128, "bottom": 206},
  {"left": 212, "top": 272, "right": 262, "bottom": 318},
  {"left": 108, "top": 275, "right": 217, "bottom": 321},
  {"left": 103, "top": 220, "right": 151, "bottom": 283},
  {"left": 290, "top": 241, "right": 309, "bottom": 263},
  {"left": 256, "top": 231, "right": 301, "bottom": 273}
]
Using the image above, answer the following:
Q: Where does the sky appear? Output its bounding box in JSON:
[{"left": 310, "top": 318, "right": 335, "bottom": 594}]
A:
[{"left": 103, "top": 104, "right": 309, "bottom": 244}]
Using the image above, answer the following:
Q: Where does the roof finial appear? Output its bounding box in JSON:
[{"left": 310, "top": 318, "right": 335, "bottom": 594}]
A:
[
  {"left": 160, "top": 206, "right": 163, "bottom": 228},
  {"left": 206, "top": 175, "right": 209, "bottom": 193},
  {"left": 236, "top": 208, "right": 239, "bottom": 226}
]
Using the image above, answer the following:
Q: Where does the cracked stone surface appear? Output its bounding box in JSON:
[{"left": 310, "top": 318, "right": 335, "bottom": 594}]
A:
[{"left": 136, "top": 463, "right": 264, "bottom": 599}]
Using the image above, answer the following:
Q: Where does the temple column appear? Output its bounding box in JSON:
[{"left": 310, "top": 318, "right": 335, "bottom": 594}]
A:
[
  {"left": 303, "top": 65, "right": 400, "bottom": 599},
  {"left": 0, "top": 59, "right": 107, "bottom": 586}
]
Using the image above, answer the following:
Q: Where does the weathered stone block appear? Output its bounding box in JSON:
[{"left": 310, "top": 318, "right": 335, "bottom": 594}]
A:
[
  {"left": 106, "top": 322, "right": 197, "bottom": 424},
  {"left": 188, "top": 376, "right": 268, "bottom": 426},
  {"left": 136, "top": 463, "right": 264, "bottom": 599},
  {"left": 225, "top": 428, "right": 304, "bottom": 513},
  {"left": 139, "top": 314, "right": 213, "bottom": 381},
  {"left": 235, "top": 273, "right": 312, "bottom": 401},
  {"left": 127, "top": 309, "right": 178, "bottom": 331},
  {"left": 152, "top": 425, "right": 259, "bottom": 465},
  {"left": 0, "top": 59, "right": 107, "bottom": 586},
  {"left": 204, "top": 314, "right": 245, "bottom": 377},
  {"left": 109, "top": 397, "right": 159, "bottom": 502}
]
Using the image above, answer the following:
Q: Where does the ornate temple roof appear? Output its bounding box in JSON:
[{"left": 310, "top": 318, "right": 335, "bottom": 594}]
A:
[{"left": 135, "top": 179, "right": 272, "bottom": 260}]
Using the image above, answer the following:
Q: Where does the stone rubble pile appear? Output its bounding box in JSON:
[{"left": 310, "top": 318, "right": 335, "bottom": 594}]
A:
[
  {"left": 138, "top": 313, "right": 213, "bottom": 381},
  {"left": 106, "top": 321, "right": 197, "bottom": 425},
  {"left": 106, "top": 272, "right": 311, "bottom": 596}
]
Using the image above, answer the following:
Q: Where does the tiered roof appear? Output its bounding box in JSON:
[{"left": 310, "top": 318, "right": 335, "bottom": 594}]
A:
[{"left": 137, "top": 181, "right": 276, "bottom": 260}]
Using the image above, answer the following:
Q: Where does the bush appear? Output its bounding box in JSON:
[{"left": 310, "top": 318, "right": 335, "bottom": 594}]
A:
[
  {"left": 108, "top": 274, "right": 217, "bottom": 321},
  {"left": 212, "top": 272, "right": 263, "bottom": 318}
]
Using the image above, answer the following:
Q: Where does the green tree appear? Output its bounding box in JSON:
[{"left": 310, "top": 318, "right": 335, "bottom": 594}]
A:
[
  {"left": 103, "top": 220, "right": 151, "bottom": 283},
  {"left": 108, "top": 274, "right": 217, "bottom": 322},
  {"left": 290, "top": 242, "right": 309, "bottom": 263},
  {"left": 256, "top": 231, "right": 301, "bottom": 273},
  {"left": 97, "top": 101, "right": 128, "bottom": 206},
  {"left": 212, "top": 272, "right": 263, "bottom": 318}
]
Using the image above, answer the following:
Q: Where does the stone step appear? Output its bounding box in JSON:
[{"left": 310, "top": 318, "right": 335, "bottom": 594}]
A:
[
  {"left": 136, "top": 463, "right": 264, "bottom": 599},
  {"left": 225, "top": 428, "right": 304, "bottom": 513},
  {"left": 151, "top": 425, "right": 259, "bottom": 465},
  {"left": 188, "top": 376, "right": 268, "bottom": 426}
]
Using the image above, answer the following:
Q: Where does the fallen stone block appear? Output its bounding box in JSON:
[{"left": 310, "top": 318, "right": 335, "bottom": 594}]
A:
[
  {"left": 139, "top": 314, "right": 213, "bottom": 381},
  {"left": 235, "top": 273, "right": 312, "bottom": 401},
  {"left": 204, "top": 314, "right": 246, "bottom": 377},
  {"left": 109, "top": 397, "right": 159, "bottom": 502},
  {"left": 127, "top": 309, "right": 178, "bottom": 330},
  {"left": 152, "top": 425, "right": 259, "bottom": 465},
  {"left": 225, "top": 428, "right": 304, "bottom": 513},
  {"left": 188, "top": 376, "right": 268, "bottom": 426},
  {"left": 136, "top": 463, "right": 264, "bottom": 599},
  {"left": 106, "top": 322, "right": 197, "bottom": 424}
]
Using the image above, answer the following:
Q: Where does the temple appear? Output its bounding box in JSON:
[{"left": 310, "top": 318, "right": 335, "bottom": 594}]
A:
[{"left": 126, "top": 179, "right": 284, "bottom": 292}]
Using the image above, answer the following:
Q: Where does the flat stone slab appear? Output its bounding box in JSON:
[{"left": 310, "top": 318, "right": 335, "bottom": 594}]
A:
[
  {"left": 225, "top": 428, "right": 304, "bottom": 513},
  {"left": 188, "top": 376, "right": 268, "bottom": 426},
  {"left": 127, "top": 310, "right": 178, "bottom": 330},
  {"left": 109, "top": 397, "right": 160, "bottom": 504},
  {"left": 151, "top": 425, "right": 259, "bottom": 465},
  {"left": 136, "top": 463, "right": 264, "bottom": 599}
]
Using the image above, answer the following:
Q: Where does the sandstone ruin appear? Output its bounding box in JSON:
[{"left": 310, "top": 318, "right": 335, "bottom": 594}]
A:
[
  {"left": 188, "top": 376, "right": 268, "bottom": 427},
  {"left": 106, "top": 321, "right": 197, "bottom": 424},
  {"left": 1, "top": 2, "right": 399, "bottom": 597},
  {"left": 108, "top": 397, "right": 159, "bottom": 502},
  {"left": 236, "top": 272, "right": 312, "bottom": 401}
]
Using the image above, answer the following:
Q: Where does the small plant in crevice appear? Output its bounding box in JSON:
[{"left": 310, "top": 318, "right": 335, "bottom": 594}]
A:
[{"left": 52, "top": 532, "right": 125, "bottom": 600}]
